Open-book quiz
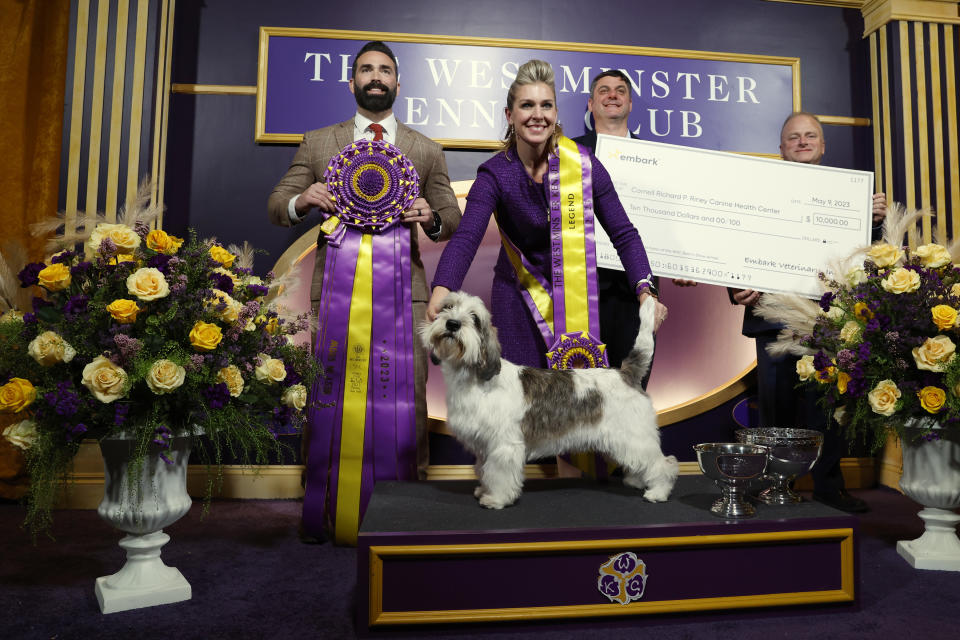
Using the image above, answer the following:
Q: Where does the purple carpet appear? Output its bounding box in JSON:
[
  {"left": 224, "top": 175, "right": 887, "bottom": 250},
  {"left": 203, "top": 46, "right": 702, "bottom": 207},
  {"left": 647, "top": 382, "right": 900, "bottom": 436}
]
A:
[{"left": 1, "top": 486, "right": 958, "bottom": 639}]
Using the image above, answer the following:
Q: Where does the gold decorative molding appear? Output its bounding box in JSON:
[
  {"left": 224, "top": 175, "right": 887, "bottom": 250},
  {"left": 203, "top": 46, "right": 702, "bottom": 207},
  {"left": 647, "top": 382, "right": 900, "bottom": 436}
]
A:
[
  {"left": 763, "top": 0, "right": 864, "bottom": 7},
  {"left": 171, "top": 83, "right": 257, "bottom": 95},
  {"left": 862, "top": 0, "right": 960, "bottom": 37},
  {"left": 816, "top": 115, "right": 871, "bottom": 127}
]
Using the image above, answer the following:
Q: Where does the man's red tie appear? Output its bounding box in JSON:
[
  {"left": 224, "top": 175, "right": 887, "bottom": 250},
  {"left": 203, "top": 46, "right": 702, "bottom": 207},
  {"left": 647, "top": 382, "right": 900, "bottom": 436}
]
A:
[{"left": 369, "top": 123, "right": 384, "bottom": 141}]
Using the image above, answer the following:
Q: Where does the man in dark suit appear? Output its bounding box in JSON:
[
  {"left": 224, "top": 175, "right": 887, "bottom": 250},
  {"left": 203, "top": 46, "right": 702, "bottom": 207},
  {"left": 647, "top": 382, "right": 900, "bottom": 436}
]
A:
[
  {"left": 268, "top": 41, "right": 460, "bottom": 542},
  {"left": 572, "top": 70, "right": 686, "bottom": 371},
  {"left": 731, "top": 111, "right": 887, "bottom": 513}
]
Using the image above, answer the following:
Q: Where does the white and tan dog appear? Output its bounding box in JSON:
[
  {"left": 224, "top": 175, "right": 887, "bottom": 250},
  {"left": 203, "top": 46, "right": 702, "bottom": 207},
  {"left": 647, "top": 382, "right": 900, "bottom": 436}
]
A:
[{"left": 421, "top": 291, "right": 678, "bottom": 509}]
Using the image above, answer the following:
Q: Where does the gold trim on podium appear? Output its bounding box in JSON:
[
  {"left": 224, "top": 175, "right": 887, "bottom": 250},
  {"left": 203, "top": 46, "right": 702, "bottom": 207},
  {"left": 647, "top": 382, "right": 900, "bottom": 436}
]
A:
[{"left": 367, "top": 528, "right": 856, "bottom": 625}]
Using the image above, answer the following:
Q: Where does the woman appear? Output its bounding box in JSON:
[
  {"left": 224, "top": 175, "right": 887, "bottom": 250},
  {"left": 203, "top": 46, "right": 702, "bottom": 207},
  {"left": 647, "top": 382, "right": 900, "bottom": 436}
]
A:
[{"left": 427, "top": 59, "right": 664, "bottom": 369}]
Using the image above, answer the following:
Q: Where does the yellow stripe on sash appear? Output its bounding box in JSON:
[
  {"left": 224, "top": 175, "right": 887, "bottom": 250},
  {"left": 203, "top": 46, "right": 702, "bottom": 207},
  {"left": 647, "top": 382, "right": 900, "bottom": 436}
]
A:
[
  {"left": 557, "top": 137, "right": 590, "bottom": 335},
  {"left": 334, "top": 233, "right": 374, "bottom": 545},
  {"left": 497, "top": 224, "right": 554, "bottom": 334}
]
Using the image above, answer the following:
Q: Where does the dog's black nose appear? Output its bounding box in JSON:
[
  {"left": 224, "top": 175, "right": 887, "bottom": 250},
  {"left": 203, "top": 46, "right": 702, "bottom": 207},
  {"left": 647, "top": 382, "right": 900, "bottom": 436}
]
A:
[{"left": 445, "top": 319, "right": 461, "bottom": 332}]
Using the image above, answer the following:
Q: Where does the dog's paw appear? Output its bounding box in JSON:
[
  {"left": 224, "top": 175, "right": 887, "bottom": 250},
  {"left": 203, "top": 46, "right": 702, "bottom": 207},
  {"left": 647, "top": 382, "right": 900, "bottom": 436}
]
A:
[
  {"left": 474, "top": 485, "right": 484, "bottom": 499},
  {"left": 642, "top": 486, "right": 671, "bottom": 503},
  {"left": 478, "top": 493, "right": 509, "bottom": 509}
]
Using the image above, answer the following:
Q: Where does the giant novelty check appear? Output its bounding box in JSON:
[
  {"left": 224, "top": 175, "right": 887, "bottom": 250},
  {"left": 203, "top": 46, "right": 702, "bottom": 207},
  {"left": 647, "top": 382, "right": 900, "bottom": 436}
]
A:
[{"left": 593, "top": 135, "right": 875, "bottom": 297}]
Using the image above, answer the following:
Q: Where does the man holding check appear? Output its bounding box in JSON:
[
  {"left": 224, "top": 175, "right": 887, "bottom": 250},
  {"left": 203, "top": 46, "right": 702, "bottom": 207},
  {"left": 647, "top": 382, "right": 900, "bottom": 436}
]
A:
[{"left": 731, "top": 111, "right": 887, "bottom": 513}]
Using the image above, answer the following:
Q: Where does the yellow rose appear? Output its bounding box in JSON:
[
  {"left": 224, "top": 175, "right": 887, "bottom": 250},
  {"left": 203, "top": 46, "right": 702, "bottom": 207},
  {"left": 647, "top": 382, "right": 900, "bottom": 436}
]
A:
[
  {"left": 206, "top": 290, "right": 241, "bottom": 323},
  {"left": 81, "top": 356, "right": 128, "bottom": 403},
  {"left": 106, "top": 299, "right": 142, "bottom": 324},
  {"left": 145, "top": 229, "right": 184, "bottom": 255},
  {"left": 209, "top": 245, "right": 236, "bottom": 268},
  {"left": 0, "top": 378, "right": 37, "bottom": 413},
  {"left": 189, "top": 321, "right": 223, "bottom": 351},
  {"left": 868, "top": 379, "right": 901, "bottom": 416},
  {"left": 918, "top": 386, "right": 947, "bottom": 413},
  {"left": 126, "top": 267, "right": 170, "bottom": 301},
  {"left": 86, "top": 222, "right": 141, "bottom": 254},
  {"left": 254, "top": 353, "right": 287, "bottom": 384},
  {"left": 264, "top": 317, "right": 280, "bottom": 335},
  {"left": 932, "top": 305, "right": 958, "bottom": 331},
  {"left": 146, "top": 359, "right": 186, "bottom": 394},
  {"left": 27, "top": 331, "right": 76, "bottom": 366},
  {"left": 853, "top": 302, "right": 874, "bottom": 321},
  {"left": 796, "top": 354, "right": 817, "bottom": 381},
  {"left": 914, "top": 243, "right": 952, "bottom": 269},
  {"left": 913, "top": 335, "right": 957, "bottom": 372},
  {"left": 839, "top": 321, "right": 861, "bottom": 344},
  {"left": 37, "top": 263, "right": 71, "bottom": 291},
  {"left": 112, "top": 254, "right": 136, "bottom": 264},
  {"left": 837, "top": 371, "right": 851, "bottom": 394},
  {"left": 816, "top": 364, "right": 836, "bottom": 384},
  {"left": 216, "top": 365, "right": 245, "bottom": 397},
  {"left": 881, "top": 268, "right": 921, "bottom": 294},
  {"left": 282, "top": 384, "right": 307, "bottom": 410},
  {"left": 2, "top": 419, "right": 38, "bottom": 451},
  {"left": 867, "top": 243, "right": 904, "bottom": 268}
]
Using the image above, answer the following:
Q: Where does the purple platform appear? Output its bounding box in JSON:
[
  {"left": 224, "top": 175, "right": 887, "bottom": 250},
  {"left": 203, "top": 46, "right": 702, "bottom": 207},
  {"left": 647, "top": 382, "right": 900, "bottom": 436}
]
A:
[{"left": 356, "top": 475, "right": 858, "bottom": 630}]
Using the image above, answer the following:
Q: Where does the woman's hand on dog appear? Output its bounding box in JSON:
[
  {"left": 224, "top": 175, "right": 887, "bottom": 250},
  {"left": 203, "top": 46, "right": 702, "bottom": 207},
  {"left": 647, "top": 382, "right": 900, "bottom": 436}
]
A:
[
  {"left": 426, "top": 286, "right": 451, "bottom": 322},
  {"left": 638, "top": 292, "right": 668, "bottom": 332}
]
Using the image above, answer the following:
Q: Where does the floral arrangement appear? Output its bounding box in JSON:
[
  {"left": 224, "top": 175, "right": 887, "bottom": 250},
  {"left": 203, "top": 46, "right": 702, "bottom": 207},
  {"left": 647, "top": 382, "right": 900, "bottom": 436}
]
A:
[
  {"left": 757, "top": 207, "right": 960, "bottom": 451},
  {"left": 0, "top": 196, "right": 317, "bottom": 534}
]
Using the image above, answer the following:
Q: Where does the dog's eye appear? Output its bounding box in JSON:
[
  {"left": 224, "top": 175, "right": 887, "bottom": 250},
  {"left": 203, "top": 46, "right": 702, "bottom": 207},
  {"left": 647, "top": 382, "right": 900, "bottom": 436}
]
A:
[{"left": 471, "top": 313, "right": 482, "bottom": 330}]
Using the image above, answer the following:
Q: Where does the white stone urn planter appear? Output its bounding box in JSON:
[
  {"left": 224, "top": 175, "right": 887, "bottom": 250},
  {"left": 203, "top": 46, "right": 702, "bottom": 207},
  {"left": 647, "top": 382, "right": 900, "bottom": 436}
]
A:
[
  {"left": 897, "top": 419, "right": 960, "bottom": 571},
  {"left": 94, "top": 431, "right": 196, "bottom": 613}
]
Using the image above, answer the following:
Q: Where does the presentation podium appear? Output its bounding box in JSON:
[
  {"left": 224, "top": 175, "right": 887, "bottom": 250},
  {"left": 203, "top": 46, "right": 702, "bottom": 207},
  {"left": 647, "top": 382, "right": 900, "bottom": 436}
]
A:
[{"left": 356, "top": 475, "right": 857, "bottom": 631}]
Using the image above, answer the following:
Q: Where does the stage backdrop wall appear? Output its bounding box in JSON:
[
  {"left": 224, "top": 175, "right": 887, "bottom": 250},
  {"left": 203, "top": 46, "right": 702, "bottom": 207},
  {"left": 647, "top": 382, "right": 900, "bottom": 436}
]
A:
[{"left": 154, "top": 0, "right": 876, "bottom": 461}]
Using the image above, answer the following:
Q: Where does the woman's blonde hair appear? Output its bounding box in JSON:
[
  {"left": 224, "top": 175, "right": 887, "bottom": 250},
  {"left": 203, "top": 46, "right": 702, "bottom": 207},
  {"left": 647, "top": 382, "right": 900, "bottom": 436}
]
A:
[{"left": 502, "top": 59, "right": 564, "bottom": 152}]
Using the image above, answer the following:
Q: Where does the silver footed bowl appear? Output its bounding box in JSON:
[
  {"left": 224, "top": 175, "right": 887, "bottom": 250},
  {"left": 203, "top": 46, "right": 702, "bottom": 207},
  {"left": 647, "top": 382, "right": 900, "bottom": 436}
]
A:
[
  {"left": 694, "top": 442, "right": 769, "bottom": 519},
  {"left": 736, "top": 428, "right": 824, "bottom": 505}
]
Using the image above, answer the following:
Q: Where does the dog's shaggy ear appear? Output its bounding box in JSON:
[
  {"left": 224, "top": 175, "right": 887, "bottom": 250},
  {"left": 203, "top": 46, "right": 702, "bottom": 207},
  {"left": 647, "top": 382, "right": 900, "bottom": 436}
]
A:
[{"left": 476, "top": 324, "right": 501, "bottom": 381}]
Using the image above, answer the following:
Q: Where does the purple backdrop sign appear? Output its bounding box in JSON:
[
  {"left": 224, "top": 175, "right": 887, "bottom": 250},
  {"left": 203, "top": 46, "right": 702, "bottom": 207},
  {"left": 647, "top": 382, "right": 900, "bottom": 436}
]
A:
[{"left": 256, "top": 28, "right": 798, "bottom": 154}]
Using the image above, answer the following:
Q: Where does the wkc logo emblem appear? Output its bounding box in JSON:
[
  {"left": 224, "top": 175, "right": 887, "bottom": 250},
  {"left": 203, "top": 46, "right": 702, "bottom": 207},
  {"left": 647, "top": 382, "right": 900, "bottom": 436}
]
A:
[{"left": 597, "top": 552, "right": 647, "bottom": 605}]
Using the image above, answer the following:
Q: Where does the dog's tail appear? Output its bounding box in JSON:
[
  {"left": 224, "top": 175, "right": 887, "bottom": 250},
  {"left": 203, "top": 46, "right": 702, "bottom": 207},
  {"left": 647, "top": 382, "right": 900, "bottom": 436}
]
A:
[{"left": 618, "top": 295, "right": 657, "bottom": 391}]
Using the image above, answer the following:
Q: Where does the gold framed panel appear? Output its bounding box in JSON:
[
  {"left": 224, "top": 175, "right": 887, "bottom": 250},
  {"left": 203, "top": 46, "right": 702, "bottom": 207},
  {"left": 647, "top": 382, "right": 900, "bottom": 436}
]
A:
[{"left": 255, "top": 27, "right": 801, "bottom": 148}]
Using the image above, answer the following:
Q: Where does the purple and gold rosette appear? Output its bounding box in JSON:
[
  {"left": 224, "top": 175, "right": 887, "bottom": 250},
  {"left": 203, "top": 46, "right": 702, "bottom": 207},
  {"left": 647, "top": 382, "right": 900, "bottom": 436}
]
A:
[
  {"left": 305, "top": 139, "right": 421, "bottom": 546},
  {"left": 323, "top": 139, "right": 419, "bottom": 234},
  {"left": 546, "top": 331, "right": 607, "bottom": 370}
]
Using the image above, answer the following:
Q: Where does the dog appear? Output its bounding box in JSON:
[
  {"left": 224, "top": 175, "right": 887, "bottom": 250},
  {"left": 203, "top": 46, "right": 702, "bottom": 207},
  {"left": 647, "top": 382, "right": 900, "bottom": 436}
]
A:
[{"left": 421, "top": 291, "right": 678, "bottom": 509}]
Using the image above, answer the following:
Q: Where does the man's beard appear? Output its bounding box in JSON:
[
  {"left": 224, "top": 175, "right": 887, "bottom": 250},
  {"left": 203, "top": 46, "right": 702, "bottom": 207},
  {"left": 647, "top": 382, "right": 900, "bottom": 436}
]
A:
[{"left": 354, "top": 81, "right": 396, "bottom": 112}]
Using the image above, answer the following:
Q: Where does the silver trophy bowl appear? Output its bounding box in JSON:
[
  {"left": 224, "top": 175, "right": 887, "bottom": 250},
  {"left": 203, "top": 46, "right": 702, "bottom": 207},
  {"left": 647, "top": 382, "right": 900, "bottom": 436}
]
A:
[
  {"left": 736, "top": 428, "right": 824, "bottom": 505},
  {"left": 694, "top": 442, "right": 769, "bottom": 519}
]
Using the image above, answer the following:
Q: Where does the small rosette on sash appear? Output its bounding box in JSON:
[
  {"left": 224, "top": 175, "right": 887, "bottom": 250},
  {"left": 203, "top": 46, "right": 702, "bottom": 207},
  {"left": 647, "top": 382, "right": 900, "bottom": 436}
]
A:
[
  {"left": 546, "top": 331, "right": 608, "bottom": 370},
  {"left": 323, "top": 139, "right": 419, "bottom": 234}
]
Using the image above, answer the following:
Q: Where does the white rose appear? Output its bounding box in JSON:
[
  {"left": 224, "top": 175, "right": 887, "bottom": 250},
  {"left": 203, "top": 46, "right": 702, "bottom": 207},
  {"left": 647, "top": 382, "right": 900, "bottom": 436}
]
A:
[
  {"left": 820, "top": 306, "right": 845, "bottom": 321},
  {"left": 881, "top": 268, "right": 921, "bottom": 294},
  {"left": 839, "top": 321, "right": 862, "bottom": 344},
  {"left": 81, "top": 355, "right": 128, "bottom": 403},
  {"left": 2, "top": 419, "right": 38, "bottom": 451},
  {"left": 254, "top": 353, "right": 287, "bottom": 384},
  {"left": 126, "top": 267, "right": 170, "bottom": 301},
  {"left": 86, "top": 222, "right": 141, "bottom": 254},
  {"left": 27, "top": 331, "right": 77, "bottom": 366},
  {"left": 796, "top": 354, "right": 817, "bottom": 381},
  {"left": 867, "top": 379, "right": 901, "bottom": 417},
  {"left": 913, "top": 335, "right": 957, "bottom": 372},
  {"left": 845, "top": 268, "right": 868, "bottom": 286},
  {"left": 146, "top": 359, "right": 186, "bottom": 394},
  {"left": 914, "top": 243, "right": 952, "bottom": 269},
  {"left": 281, "top": 384, "right": 307, "bottom": 410}
]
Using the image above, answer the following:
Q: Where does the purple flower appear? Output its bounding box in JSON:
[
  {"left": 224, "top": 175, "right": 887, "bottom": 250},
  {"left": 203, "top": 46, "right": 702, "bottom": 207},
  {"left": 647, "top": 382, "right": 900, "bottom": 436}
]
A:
[
  {"left": 114, "top": 403, "right": 130, "bottom": 427},
  {"left": 819, "top": 291, "right": 835, "bottom": 312},
  {"left": 42, "top": 381, "right": 82, "bottom": 417},
  {"left": 69, "top": 261, "right": 93, "bottom": 277},
  {"left": 64, "top": 294, "right": 89, "bottom": 315},
  {"left": 202, "top": 383, "right": 231, "bottom": 409},
  {"left": 17, "top": 263, "right": 45, "bottom": 287},
  {"left": 68, "top": 423, "right": 88, "bottom": 441},
  {"left": 113, "top": 334, "right": 143, "bottom": 362},
  {"left": 134, "top": 220, "right": 150, "bottom": 237},
  {"left": 148, "top": 254, "right": 173, "bottom": 273},
  {"left": 246, "top": 284, "right": 269, "bottom": 297},
  {"left": 210, "top": 272, "right": 234, "bottom": 294},
  {"left": 98, "top": 237, "right": 118, "bottom": 257}
]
